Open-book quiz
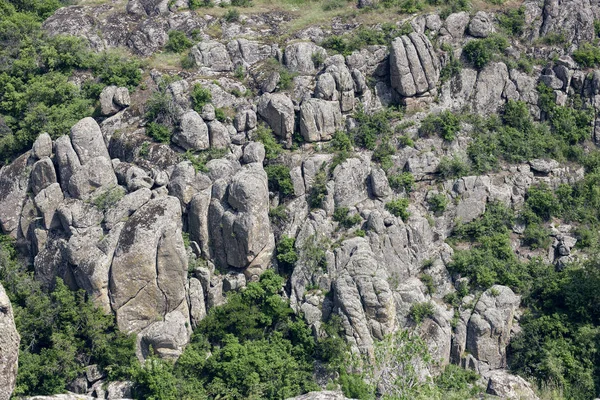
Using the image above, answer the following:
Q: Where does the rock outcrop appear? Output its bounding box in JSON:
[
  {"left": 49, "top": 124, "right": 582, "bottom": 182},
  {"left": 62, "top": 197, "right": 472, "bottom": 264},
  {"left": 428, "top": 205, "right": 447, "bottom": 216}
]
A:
[{"left": 0, "top": 284, "right": 19, "bottom": 400}]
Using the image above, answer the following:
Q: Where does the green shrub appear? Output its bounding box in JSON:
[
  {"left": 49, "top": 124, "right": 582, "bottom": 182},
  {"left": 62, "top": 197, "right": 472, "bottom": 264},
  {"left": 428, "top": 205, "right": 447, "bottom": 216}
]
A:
[
  {"left": 419, "top": 111, "right": 460, "bottom": 141},
  {"left": 214, "top": 107, "right": 226, "bottom": 122},
  {"left": 353, "top": 107, "right": 400, "bottom": 150},
  {"left": 311, "top": 51, "right": 325, "bottom": 67},
  {"left": 420, "top": 274, "right": 435, "bottom": 295},
  {"left": 439, "top": 44, "right": 462, "bottom": 83},
  {"left": 438, "top": 155, "right": 470, "bottom": 179},
  {"left": 498, "top": 6, "right": 525, "bottom": 36},
  {"left": 573, "top": 43, "right": 600, "bottom": 67},
  {"left": 165, "top": 30, "right": 193, "bottom": 53},
  {"left": 385, "top": 198, "right": 410, "bottom": 221},
  {"left": 191, "top": 84, "right": 212, "bottom": 112},
  {"left": 522, "top": 222, "right": 551, "bottom": 249},
  {"left": 223, "top": 8, "right": 240, "bottom": 22},
  {"left": 409, "top": 302, "right": 435, "bottom": 323},
  {"left": 93, "top": 186, "right": 125, "bottom": 210},
  {"left": 462, "top": 35, "right": 508, "bottom": 70},
  {"left": 428, "top": 193, "right": 448, "bottom": 213},
  {"left": 278, "top": 68, "right": 297, "bottom": 91},
  {"left": 146, "top": 122, "right": 172, "bottom": 143},
  {"left": 333, "top": 207, "right": 362, "bottom": 229},
  {"left": 525, "top": 184, "right": 559, "bottom": 221},
  {"left": 308, "top": 166, "right": 328, "bottom": 209},
  {"left": 255, "top": 124, "right": 283, "bottom": 160},
  {"left": 265, "top": 164, "right": 294, "bottom": 197},
  {"left": 276, "top": 235, "right": 298, "bottom": 274},
  {"left": 388, "top": 172, "right": 415, "bottom": 193}
]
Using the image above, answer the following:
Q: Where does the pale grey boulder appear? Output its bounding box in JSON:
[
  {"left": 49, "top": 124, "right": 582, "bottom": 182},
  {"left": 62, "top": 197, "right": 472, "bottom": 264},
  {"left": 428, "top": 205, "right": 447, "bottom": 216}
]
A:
[
  {"left": 333, "top": 157, "right": 370, "bottom": 207},
  {"left": 468, "top": 11, "right": 495, "bottom": 38},
  {"left": 110, "top": 196, "right": 190, "bottom": 356},
  {"left": 443, "top": 11, "right": 470, "bottom": 38},
  {"left": 390, "top": 33, "right": 439, "bottom": 97},
  {"left": 257, "top": 92, "right": 295, "bottom": 146},
  {"left": 242, "top": 142, "right": 265, "bottom": 164},
  {"left": 30, "top": 157, "right": 57, "bottom": 196},
  {"left": 299, "top": 98, "right": 343, "bottom": 142},
  {"left": 100, "top": 86, "right": 120, "bottom": 116},
  {"left": 104, "top": 188, "right": 152, "bottom": 230},
  {"left": 473, "top": 62, "right": 509, "bottom": 115},
  {"left": 168, "top": 161, "right": 211, "bottom": 206},
  {"left": 67, "top": 156, "right": 118, "bottom": 199},
  {"left": 33, "top": 183, "right": 63, "bottom": 230},
  {"left": 370, "top": 166, "right": 392, "bottom": 198},
  {"left": 284, "top": 42, "right": 326, "bottom": 75},
  {"left": 125, "top": 166, "right": 154, "bottom": 192},
  {"left": 226, "top": 38, "right": 274, "bottom": 67},
  {"left": 172, "top": 110, "right": 210, "bottom": 151},
  {"left": 190, "top": 41, "right": 233, "bottom": 72},
  {"left": 208, "top": 120, "right": 231, "bottom": 149},
  {"left": 70, "top": 117, "right": 111, "bottom": 164},
  {"left": 466, "top": 285, "right": 520, "bottom": 370},
  {"left": 0, "top": 284, "right": 19, "bottom": 400},
  {"left": 54, "top": 135, "right": 81, "bottom": 192},
  {"left": 188, "top": 277, "right": 207, "bottom": 328},
  {"left": 0, "top": 152, "right": 31, "bottom": 237},
  {"left": 32, "top": 132, "right": 53, "bottom": 159},
  {"left": 485, "top": 370, "right": 539, "bottom": 400}
]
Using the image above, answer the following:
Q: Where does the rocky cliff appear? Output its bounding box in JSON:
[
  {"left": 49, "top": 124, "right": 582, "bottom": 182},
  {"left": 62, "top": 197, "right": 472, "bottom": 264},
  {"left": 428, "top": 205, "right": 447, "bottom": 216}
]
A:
[{"left": 2, "top": 0, "right": 600, "bottom": 398}]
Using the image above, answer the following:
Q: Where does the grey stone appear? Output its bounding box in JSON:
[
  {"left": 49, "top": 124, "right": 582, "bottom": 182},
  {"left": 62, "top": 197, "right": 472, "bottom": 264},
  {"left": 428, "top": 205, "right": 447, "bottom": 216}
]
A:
[
  {"left": 190, "top": 41, "right": 233, "bottom": 72},
  {"left": 390, "top": 33, "right": 439, "bottom": 97},
  {"left": 33, "top": 183, "right": 64, "bottom": 230},
  {"left": 0, "top": 284, "right": 19, "bottom": 400},
  {"left": 100, "top": 86, "right": 120, "bottom": 116},
  {"left": 468, "top": 11, "right": 494, "bottom": 38},
  {"left": 299, "top": 98, "right": 343, "bottom": 142},
  {"left": 284, "top": 42, "right": 326, "bottom": 75},
  {"left": 208, "top": 120, "right": 231, "bottom": 149},
  {"left": 30, "top": 157, "right": 57, "bottom": 196},
  {"left": 70, "top": 117, "right": 111, "bottom": 164},
  {"left": 172, "top": 110, "right": 210, "bottom": 151},
  {"left": 242, "top": 142, "right": 265, "bottom": 164},
  {"left": 444, "top": 12, "right": 470, "bottom": 38},
  {"left": 67, "top": 156, "right": 117, "bottom": 199},
  {"left": 0, "top": 153, "right": 31, "bottom": 237},
  {"left": 370, "top": 167, "right": 391, "bottom": 198},
  {"left": 32, "top": 133, "right": 53, "bottom": 159},
  {"left": 486, "top": 370, "right": 538, "bottom": 400},
  {"left": 54, "top": 135, "right": 81, "bottom": 192},
  {"left": 529, "top": 159, "right": 559, "bottom": 173},
  {"left": 257, "top": 93, "right": 295, "bottom": 146}
]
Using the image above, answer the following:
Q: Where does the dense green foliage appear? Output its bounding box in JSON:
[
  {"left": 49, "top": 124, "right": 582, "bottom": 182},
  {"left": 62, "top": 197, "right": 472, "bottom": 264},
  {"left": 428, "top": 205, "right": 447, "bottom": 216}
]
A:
[
  {"left": 0, "top": 0, "right": 141, "bottom": 162},
  {"left": 132, "top": 271, "right": 339, "bottom": 400},
  {"left": 321, "top": 24, "right": 410, "bottom": 56},
  {"left": 265, "top": 164, "right": 294, "bottom": 197},
  {"left": 0, "top": 235, "right": 137, "bottom": 396},
  {"left": 467, "top": 95, "right": 593, "bottom": 174},
  {"left": 165, "top": 30, "right": 193, "bottom": 53},
  {"left": 462, "top": 35, "right": 508, "bottom": 70},
  {"left": 388, "top": 171, "right": 415, "bottom": 193},
  {"left": 255, "top": 124, "right": 283, "bottom": 160},
  {"left": 385, "top": 198, "right": 410, "bottom": 221},
  {"left": 419, "top": 111, "right": 460, "bottom": 141},
  {"left": 573, "top": 42, "right": 600, "bottom": 67},
  {"left": 333, "top": 207, "right": 362, "bottom": 229},
  {"left": 497, "top": 6, "right": 525, "bottom": 36},
  {"left": 191, "top": 84, "right": 212, "bottom": 112},
  {"left": 276, "top": 235, "right": 298, "bottom": 275}
]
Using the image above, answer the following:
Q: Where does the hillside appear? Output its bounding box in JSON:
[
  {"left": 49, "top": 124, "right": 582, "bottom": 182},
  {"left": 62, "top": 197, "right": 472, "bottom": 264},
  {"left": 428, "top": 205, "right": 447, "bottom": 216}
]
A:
[{"left": 0, "top": 0, "right": 600, "bottom": 399}]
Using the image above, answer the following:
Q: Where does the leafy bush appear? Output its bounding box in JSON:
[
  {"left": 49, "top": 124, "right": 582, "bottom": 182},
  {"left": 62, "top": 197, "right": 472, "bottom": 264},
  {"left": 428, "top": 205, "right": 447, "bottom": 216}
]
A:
[
  {"left": 331, "top": 130, "right": 353, "bottom": 152},
  {"left": 146, "top": 122, "right": 172, "bottom": 144},
  {"left": 278, "top": 68, "right": 297, "bottom": 91},
  {"left": 165, "top": 30, "right": 193, "bottom": 53},
  {"left": 498, "top": 6, "right": 525, "bottom": 36},
  {"left": 419, "top": 111, "right": 460, "bottom": 141},
  {"left": 462, "top": 35, "right": 508, "bottom": 70},
  {"left": 181, "top": 148, "right": 227, "bottom": 173},
  {"left": 352, "top": 107, "right": 401, "bottom": 150},
  {"left": 438, "top": 154, "right": 470, "bottom": 180},
  {"left": 408, "top": 302, "right": 435, "bottom": 323},
  {"left": 428, "top": 193, "right": 448, "bottom": 213},
  {"left": 276, "top": 235, "right": 298, "bottom": 274},
  {"left": 388, "top": 172, "right": 415, "bottom": 193},
  {"left": 308, "top": 165, "right": 328, "bottom": 209},
  {"left": 525, "top": 184, "right": 559, "bottom": 222},
  {"left": 321, "top": 24, "right": 407, "bottom": 56},
  {"left": 385, "top": 198, "right": 410, "bottom": 221},
  {"left": 439, "top": 44, "right": 462, "bottom": 83},
  {"left": 420, "top": 274, "right": 435, "bottom": 295},
  {"left": 522, "top": 222, "right": 551, "bottom": 249},
  {"left": 573, "top": 43, "right": 600, "bottom": 67},
  {"left": 265, "top": 164, "right": 294, "bottom": 197},
  {"left": 223, "top": 8, "right": 240, "bottom": 22},
  {"left": 255, "top": 124, "right": 283, "bottom": 160},
  {"left": 191, "top": 84, "right": 212, "bottom": 112},
  {"left": 333, "top": 207, "right": 362, "bottom": 229}
]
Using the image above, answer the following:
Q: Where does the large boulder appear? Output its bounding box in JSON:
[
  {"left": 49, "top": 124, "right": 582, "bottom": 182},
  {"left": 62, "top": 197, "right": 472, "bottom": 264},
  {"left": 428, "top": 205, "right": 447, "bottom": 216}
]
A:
[
  {"left": 207, "top": 164, "right": 275, "bottom": 278},
  {"left": 70, "top": 117, "right": 111, "bottom": 164},
  {"left": 257, "top": 93, "right": 295, "bottom": 146},
  {"left": 0, "top": 284, "right": 19, "bottom": 400},
  {"left": 172, "top": 110, "right": 210, "bottom": 151},
  {"left": 284, "top": 42, "right": 326, "bottom": 75},
  {"left": 390, "top": 33, "right": 440, "bottom": 97},
  {"left": 485, "top": 370, "right": 539, "bottom": 400},
  {"left": 0, "top": 153, "right": 31, "bottom": 237},
  {"left": 190, "top": 41, "right": 233, "bottom": 72},
  {"left": 110, "top": 196, "right": 190, "bottom": 358},
  {"left": 299, "top": 98, "right": 343, "bottom": 142}
]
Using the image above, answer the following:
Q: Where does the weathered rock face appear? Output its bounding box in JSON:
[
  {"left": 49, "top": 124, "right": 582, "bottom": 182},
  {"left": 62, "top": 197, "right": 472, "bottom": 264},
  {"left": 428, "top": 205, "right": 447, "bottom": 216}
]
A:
[
  {"left": 257, "top": 93, "right": 295, "bottom": 146},
  {"left": 390, "top": 33, "right": 439, "bottom": 97},
  {"left": 110, "top": 196, "right": 190, "bottom": 358},
  {"left": 0, "top": 284, "right": 19, "bottom": 400},
  {"left": 299, "top": 98, "right": 344, "bottom": 142},
  {"left": 0, "top": 153, "right": 32, "bottom": 237},
  {"left": 172, "top": 110, "right": 210, "bottom": 151},
  {"left": 207, "top": 163, "right": 275, "bottom": 278}
]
